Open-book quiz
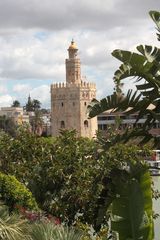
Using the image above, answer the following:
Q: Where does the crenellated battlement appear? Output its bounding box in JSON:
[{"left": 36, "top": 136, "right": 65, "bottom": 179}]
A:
[{"left": 51, "top": 81, "right": 96, "bottom": 90}]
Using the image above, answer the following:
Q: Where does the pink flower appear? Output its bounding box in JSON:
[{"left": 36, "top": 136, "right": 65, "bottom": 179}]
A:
[{"left": 54, "top": 217, "right": 61, "bottom": 225}]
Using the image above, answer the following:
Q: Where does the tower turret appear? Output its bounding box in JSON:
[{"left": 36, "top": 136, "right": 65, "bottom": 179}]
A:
[
  {"left": 68, "top": 39, "right": 78, "bottom": 58},
  {"left": 65, "top": 40, "right": 81, "bottom": 84}
]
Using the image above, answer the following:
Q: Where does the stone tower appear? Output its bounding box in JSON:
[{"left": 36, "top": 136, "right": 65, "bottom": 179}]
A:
[{"left": 51, "top": 40, "right": 97, "bottom": 138}]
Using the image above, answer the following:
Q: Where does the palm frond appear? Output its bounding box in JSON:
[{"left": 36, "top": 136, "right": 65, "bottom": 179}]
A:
[
  {"left": 112, "top": 47, "right": 160, "bottom": 92},
  {"left": 29, "top": 223, "right": 56, "bottom": 240},
  {"left": 149, "top": 10, "right": 160, "bottom": 41},
  {"left": 52, "top": 226, "right": 83, "bottom": 240},
  {"left": 137, "top": 45, "right": 160, "bottom": 62},
  {"left": 0, "top": 205, "right": 29, "bottom": 240},
  {"left": 29, "top": 223, "right": 83, "bottom": 240},
  {"left": 87, "top": 93, "right": 123, "bottom": 118},
  {"left": 112, "top": 50, "right": 145, "bottom": 65},
  {"left": 87, "top": 90, "right": 141, "bottom": 119}
]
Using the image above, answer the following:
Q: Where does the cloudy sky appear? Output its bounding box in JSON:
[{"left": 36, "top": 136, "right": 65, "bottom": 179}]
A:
[{"left": 0, "top": 0, "right": 159, "bottom": 108}]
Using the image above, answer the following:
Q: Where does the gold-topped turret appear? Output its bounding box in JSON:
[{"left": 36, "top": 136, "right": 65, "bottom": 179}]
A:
[
  {"left": 68, "top": 39, "right": 78, "bottom": 50},
  {"left": 66, "top": 39, "right": 81, "bottom": 84},
  {"left": 67, "top": 39, "right": 78, "bottom": 59}
]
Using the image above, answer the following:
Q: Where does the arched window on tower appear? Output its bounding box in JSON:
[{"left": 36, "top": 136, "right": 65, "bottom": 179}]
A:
[
  {"left": 84, "top": 120, "right": 88, "bottom": 128},
  {"left": 60, "top": 121, "right": 65, "bottom": 128}
]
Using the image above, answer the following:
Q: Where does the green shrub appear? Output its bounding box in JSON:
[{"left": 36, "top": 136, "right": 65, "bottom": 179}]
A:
[{"left": 0, "top": 172, "right": 38, "bottom": 211}]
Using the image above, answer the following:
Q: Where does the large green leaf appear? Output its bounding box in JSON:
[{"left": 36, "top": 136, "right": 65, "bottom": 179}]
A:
[
  {"left": 112, "top": 50, "right": 145, "bottom": 65},
  {"left": 111, "top": 167, "right": 153, "bottom": 240},
  {"left": 112, "top": 49, "right": 160, "bottom": 86},
  {"left": 149, "top": 11, "right": 160, "bottom": 41},
  {"left": 87, "top": 93, "right": 122, "bottom": 118},
  {"left": 137, "top": 45, "right": 160, "bottom": 63}
]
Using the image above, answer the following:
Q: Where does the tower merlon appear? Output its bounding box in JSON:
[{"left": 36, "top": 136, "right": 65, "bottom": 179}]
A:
[{"left": 51, "top": 81, "right": 96, "bottom": 90}]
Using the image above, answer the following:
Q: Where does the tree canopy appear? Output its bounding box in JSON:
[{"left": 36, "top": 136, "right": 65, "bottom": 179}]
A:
[
  {"left": 12, "top": 100, "right": 20, "bottom": 107},
  {"left": 24, "top": 96, "right": 41, "bottom": 112}
]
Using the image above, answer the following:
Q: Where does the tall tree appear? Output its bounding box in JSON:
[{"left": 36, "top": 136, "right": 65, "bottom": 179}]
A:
[
  {"left": 32, "top": 99, "right": 41, "bottom": 111},
  {"left": 24, "top": 96, "right": 41, "bottom": 112},
  {"left": 25, "top": 95, "right": 34, "bottom": 112}
]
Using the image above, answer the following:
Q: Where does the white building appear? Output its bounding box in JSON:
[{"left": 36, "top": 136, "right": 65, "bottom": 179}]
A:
[{"left": 0, "top": 107, "right": 30, "bottom": 125}]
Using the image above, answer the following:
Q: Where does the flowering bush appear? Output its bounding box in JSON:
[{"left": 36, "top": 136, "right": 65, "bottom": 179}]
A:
[{"left": 15, "top": 204, "right": 61, "bottom": 225}]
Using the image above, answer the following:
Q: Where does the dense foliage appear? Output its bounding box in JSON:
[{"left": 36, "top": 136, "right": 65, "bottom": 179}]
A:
[
  {"left": 0, "top": 126, "right": 153, "bottom": 238},
  {"left": 0, "top": 128, "right": 106, "bottom": 225}
]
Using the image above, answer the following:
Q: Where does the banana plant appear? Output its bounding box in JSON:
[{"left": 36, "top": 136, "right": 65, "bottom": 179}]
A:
[
  {"left": 87, "top": 11, "right": 159, "bottom": 239},
  {"left": 110, "top": 164, "right": 153, "bottom": 240},
  {"left": 92, "top": 144, "right": 154, "bottom": 240},
  {"left": 87, "top": 10, "right": 160, "bottom": 146}
]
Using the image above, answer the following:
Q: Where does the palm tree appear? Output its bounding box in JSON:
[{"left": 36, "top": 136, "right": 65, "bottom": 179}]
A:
[
  {"left": 88, "top": 10, "right": 160, "bottom": 146},
  {"left": 12, "top": 100, "right": 20, "bottom": 108},
  {"left": 32, "top": 99, "right": 41, "bottom": 111},
  {"left": 25, "top": 95, "right": 34, "bottom": 112},
  {"left": 24, "top": 96, "right": 41, "bottom": 112}
]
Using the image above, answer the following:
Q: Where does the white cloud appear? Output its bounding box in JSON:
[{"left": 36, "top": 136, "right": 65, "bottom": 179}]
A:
[
  {"left": 0, "top": 84, "right": 8, "bottom": 94},
  {"left": 0, "top": 0, "right": 159, "bottom": 31},
  {"left": 11, "top": 83, "right": 50, "bottom": 108},
  {"left": 0, "top": 94, "right": 13, "bottom": 107},
  {"left": 30, "top": 85, "right": 50, "bottom": 108},
  {"left": 13, "top": 83, "right": 31, "bottom": 93},
  {"left": 0, "top": 0, "right": 159, "bottom": 107}
]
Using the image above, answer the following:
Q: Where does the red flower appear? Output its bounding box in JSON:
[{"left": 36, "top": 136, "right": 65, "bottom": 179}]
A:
[{"left": 54, "top": 217, "right": 61, "bottom": 225}]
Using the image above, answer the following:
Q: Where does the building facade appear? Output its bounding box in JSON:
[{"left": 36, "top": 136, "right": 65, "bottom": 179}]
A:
[
  {"left": 97, "top": 110, "right": 160, "bottom": 136},
  {"left": 0, "top": 107, "right": 30, "bottom": 125},
  {"left": 51, "top": 40, "right": 97, "bottom": 138}
]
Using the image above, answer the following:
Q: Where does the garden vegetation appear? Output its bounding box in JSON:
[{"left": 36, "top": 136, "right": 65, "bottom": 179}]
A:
[{"left": 0, "top": 10, "right": 160, "bottom": 240}]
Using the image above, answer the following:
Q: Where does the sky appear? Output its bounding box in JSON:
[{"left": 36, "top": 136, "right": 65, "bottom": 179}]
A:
[{"left": 0, "top": 0, "right": 159, "bottom": 108}]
